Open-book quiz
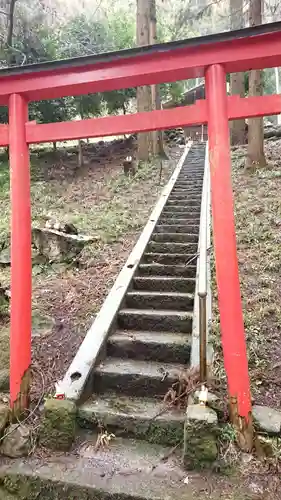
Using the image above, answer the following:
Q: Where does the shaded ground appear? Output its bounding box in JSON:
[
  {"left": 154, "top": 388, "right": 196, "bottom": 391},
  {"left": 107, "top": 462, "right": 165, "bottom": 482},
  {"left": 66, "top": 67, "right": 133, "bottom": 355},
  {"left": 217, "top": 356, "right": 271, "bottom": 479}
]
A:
[
  {"left": 212, "top": 138, "right": 281, "bottom": 409},
  {"left": 0, "top": 428, "right": 280, "bottom": 500},
  {"left": 208, "top": 138, "right": 281, "bottom": 495},
  {"left": 233, "top": 139, "right": 281, "bottom": 410},
  {"left": 0, "top": 138, "right": 180, "bottom": 400}
]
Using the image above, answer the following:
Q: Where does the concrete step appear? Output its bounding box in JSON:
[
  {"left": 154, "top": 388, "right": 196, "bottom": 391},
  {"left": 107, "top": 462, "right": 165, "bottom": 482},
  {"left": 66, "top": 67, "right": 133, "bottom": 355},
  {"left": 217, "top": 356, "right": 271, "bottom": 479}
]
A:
[
  {"left": 137, "top": 263, "right": 197, "bottom": 278},
  {"left": 78, "top": 394, "right": 185, "bottom": 445},
  {"left": 148, "top": 241, "right": 197, "bottom": 254},
  {"left": 143, "top": 252, "right": 196, "bottom": 265},
  {"left": 171, "top": 188, "right": 202, "bottom": 194},
  {"left": 173, "top": 186, "right": 202, "bottom": 191},
  {"left": 152, "top": 232, "right": 198, "bottom": 243},
  {"left": 7, "top": 430, "right": 192, "bottom": 499},
  {"left": 175, "top": 181, "right": 202, "bottom": 186},
  {"left": 178, "top": 173, "right": 204, "bottom": 179},
  {"left": 118, "top": 308, "right": 193, "bottom": 332},
  {"left": 93, "top": 357, "right": 188, "bottom": 397},
  {"left": 163, "top": 203, "right": 201, "bottom": 211},
  {"left": 155, "top": 224, "right": 199, "bottom": 233},
  {"left": 159, "top": 212, "right": 200, "bottom": 220},
  {"left": 166, "top": 199, "right": 201, "bottom": 207},
  {"left": 159, "top": 218, "right": 200, "bottom": 226},
  {"left": 107, "top": 330, "right": 192, "bottom": 363},
  {"left": 174, "top": 179, "right": 203, "bottom": 184},
  {"left": 168, "top": 194, "right": 202, "bottom": 201},
  {"left": 125, "top": 290, "right": 194, "bottom": 311},
  {"left": 134, "top": 275, "right": 196, "bottom": 292}
]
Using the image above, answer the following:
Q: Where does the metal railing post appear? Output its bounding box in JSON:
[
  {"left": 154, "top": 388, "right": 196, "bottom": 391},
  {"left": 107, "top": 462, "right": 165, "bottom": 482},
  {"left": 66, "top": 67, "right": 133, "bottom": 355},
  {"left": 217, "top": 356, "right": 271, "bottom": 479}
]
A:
[{"left": 198, "top": 142, "right": 209, "bottom": 383}]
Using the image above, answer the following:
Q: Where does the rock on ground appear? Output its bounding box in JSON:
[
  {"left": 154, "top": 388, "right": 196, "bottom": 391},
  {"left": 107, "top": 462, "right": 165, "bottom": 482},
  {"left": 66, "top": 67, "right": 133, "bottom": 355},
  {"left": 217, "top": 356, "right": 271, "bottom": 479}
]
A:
[
  {"left": 184, "top": 404, "right": 218, "bottom": 469},
  {"left": 252, "top": 405, "right": 281, "bottom": 435},
  {"left": 1, "top": 424, "right": 31, "bottom": 458},
  {"left": 39, "top": 398, "right": 77, "bottom": 451}
]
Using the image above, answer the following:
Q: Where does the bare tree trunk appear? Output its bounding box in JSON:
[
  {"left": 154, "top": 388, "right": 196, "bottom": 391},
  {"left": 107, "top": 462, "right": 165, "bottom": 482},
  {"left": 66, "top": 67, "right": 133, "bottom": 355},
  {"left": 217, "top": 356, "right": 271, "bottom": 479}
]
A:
[
  {"left": 7, "top": 0, "right": 17, "bottom": 47},
  {"left": 6, "top": 0, "right": 18, "bottom": 65},
  {"left": 136, "top": 0, "right": 153, "bottom": 161},
  {"left": 230, "top": 0, "right": 246, "bottom": 145},
  {"left": 78, "top": 140, "right": 84, "bottom": 167},
  {"left": 78, "top": 104, "right": 84, "bottom": 167},
  {"left": 149, "top": 0, "right": 165, "bottom": 156},
  {"left": 246, "top": 0, "right": 266, "bottom": 168}
]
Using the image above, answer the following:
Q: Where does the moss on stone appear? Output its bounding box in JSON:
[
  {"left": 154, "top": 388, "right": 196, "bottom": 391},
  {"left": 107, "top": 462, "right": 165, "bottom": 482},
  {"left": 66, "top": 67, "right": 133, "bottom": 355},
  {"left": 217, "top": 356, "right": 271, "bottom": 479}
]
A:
[
  {"left": 0, "top": 486, "right": 18, "bottom": 500},
  {"left": 1, "top": 472, "right": 128, "bottom": 500},
  {"left": 39, "top": 399, "right": 77, "bottom": 451},
  {"left": 0, "top": 328, "right": 10, "bottom": 369},
  {"left": 184, "top": 405, "right": 218, "bottom": 469},
  {"left": 0, "top": 295, "right": 9, "bottom": 318},
  {"left": 0, "top": 403, "right": 9, "bottom": 435},
  {"left": 0, "top": 369, "right": 9, "bottom": 391},
  {"left": 145, "top": 421, "right": 183, "bottom": 446}
]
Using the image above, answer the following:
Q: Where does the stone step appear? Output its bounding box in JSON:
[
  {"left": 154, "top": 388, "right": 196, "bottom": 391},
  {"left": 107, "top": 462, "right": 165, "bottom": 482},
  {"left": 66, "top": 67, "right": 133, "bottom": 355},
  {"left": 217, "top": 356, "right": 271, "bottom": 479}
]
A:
[
  {"left": 125, "top": 290, "right": 194, "bottom": 311},
  {"left": 171, "top": 188, "right": 202, "bottom": 194},
  {"left": 155, "top": 224, "right": 199, "bottom": 233},
  {"left": 175, "top": 178, "right": 203, "bottom": 182},
  {"left": 168, "top": 194, "right": 202, "bottom": 201},
  {"left": 137, "top": 263, "right": 197, "bottom": 278},
  {"left": 148, "top": 241, "right": 198, "bottom": 254},
  {"left": 175, "top": 180, "right": 202, "bottom": 186},
  {"left": 78, "top": 394, "right": 185, "bottom": 446},
  {"left": 134, "top": 275, "right": 196, "bottom": 292},
  {"left": 152, "top": 232, "right": 198, "bottom": 243},
  {"left": 118, "top": 308, "right": 193, "bottom": 332},
  {"left": 107, "top": 330, "right": 192, "bottom": 363},
  {"left": 162, "top": 205, "right": 200, "bottom": 213},
  {"left": 177, "top": 171, "right": 203, "bottom": 176},
  {"left": 166, "top": 199, "right": 201, "bottom": 207},
  {"left": 159, "top": 218, "right": 200, "bottom": 226},
  {"left": 11, "top": 430, "right": 190, "bottom": 498},
  {"left": 172, "top": 186, "right": 202, "bottom": 192},
  {"left": 160, "top": 211, "right": 200, "bottom": 219},
  {"left": 93, "top": 357, "right": 187, "bottom": 397},
  {"left": 143, "top": 252, "right": 196, "bottom": 265}
]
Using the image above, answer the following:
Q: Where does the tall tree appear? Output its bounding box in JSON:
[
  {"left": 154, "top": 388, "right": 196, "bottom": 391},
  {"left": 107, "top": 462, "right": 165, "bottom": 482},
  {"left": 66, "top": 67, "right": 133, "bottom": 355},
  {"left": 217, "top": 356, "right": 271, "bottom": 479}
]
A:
[
  {"left": 246, "top": 0, "right": 266, "bottom": 168},
  {"left": 230, "top": 0, "right": 246, "bottom": 145},
  {"left": 6, "top": 0, "right": 17, "bottom": 49},
  {"left": 149, "top": 0, "right": 165, "bottom": 156},
  {"left": 136, "top": 0, "right": 153, "bottom": 161}
]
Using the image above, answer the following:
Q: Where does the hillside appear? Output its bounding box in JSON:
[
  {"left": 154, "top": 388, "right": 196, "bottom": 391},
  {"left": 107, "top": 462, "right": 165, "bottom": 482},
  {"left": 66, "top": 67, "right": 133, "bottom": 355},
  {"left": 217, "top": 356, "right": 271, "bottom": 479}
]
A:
[{"left": 0, "top": 138, "right": 180, "bottom": 399}]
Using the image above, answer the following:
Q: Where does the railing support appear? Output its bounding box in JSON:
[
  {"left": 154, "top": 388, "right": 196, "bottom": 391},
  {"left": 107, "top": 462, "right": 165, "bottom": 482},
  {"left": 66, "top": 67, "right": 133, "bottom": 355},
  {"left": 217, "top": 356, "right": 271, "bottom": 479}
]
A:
[
  {"left": 199, "top": 294, "right": 207, "bottom": 382},
  {"left": 205, "top": 64, "right": 253, "bottom": 451},
  {"left": 198, "top": 145, "right": 209, "bottom": 383},
  {"left": 9, "top": 93, "right": 32, "bottom": 417}
]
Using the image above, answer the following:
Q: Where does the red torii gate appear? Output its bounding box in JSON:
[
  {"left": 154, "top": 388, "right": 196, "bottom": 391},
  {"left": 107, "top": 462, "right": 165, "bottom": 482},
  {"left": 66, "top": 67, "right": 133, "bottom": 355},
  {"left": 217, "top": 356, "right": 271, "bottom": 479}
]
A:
[{"left": 3, "top": 21, "right": 281, "bottom": 445}]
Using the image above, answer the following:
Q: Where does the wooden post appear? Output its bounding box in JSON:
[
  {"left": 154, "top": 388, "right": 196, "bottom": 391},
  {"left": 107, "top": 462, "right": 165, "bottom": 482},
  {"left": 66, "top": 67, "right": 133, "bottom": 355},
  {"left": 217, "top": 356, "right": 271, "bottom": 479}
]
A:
[
  {"left": 9, "top": 93, "right": 32, "bottom": 417},
  {"left": 205, "top": 64, "right": 253, "bottom": 451}
]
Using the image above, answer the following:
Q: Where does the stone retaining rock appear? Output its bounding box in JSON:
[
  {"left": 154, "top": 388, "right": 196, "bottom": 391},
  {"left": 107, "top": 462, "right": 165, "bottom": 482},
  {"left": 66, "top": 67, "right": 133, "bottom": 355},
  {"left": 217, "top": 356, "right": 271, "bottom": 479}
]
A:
[
  {"left": 39, "top": 398, "right": 77, "bottom": 451},
  {"left": 252, "top": 405, "right": 281, "bottom": 435},
  {"left": 1, "top": 424, "right": 31, "bottom": 458},
  {"left": 184, "top": 404, "right": 218, "bottom": 469}
]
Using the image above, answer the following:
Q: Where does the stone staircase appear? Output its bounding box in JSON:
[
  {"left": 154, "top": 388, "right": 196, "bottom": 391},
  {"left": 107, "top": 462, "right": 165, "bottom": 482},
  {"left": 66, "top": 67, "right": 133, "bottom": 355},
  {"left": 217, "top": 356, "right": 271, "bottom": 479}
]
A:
[{"left": 78, "top": 142, "right": 206, "bottom": 447}]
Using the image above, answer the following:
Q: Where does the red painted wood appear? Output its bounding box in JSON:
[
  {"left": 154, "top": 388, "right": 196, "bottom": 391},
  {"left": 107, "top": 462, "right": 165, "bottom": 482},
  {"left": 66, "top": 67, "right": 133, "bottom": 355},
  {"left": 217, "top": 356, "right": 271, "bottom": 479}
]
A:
[
  {"left": 228, "top": 93, "right": 281, "bottom": 119},
  {"left": 26, "top": 102, "right": 207, "bottom": 144},
  {"left": 0, "top": 30, "right": 281, "bottom": 103},
  {"left": 9, "top": 94, "right": 32, "bottom": 409},
  {"left": 24, "top": 94, "right": 281, "bottom": 145},
  {"left": 206, "top": 64, "right": 251, "bottom": 420},
  {"left": 0, "top": 124, "right": 9, "bottom": 146}
]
